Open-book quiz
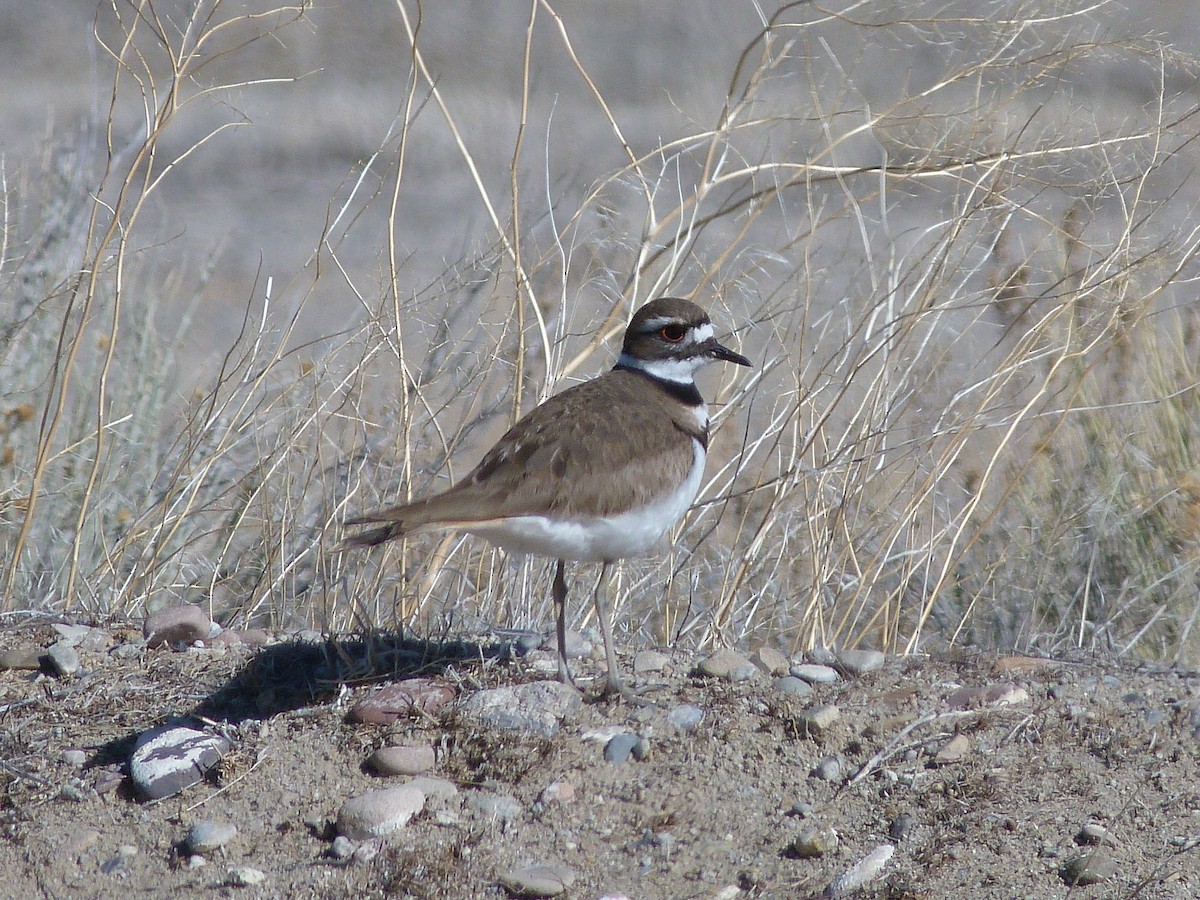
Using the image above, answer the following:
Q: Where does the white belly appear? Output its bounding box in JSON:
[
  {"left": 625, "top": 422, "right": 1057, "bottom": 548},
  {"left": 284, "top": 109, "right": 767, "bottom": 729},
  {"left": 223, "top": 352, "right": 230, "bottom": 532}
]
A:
[{"left": 466, "top": 440, "right": 706, "bottom": 562}]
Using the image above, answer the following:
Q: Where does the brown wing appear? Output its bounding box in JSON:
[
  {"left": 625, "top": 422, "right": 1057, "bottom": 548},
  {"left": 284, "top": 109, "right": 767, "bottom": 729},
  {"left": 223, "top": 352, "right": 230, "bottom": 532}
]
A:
[{"left": 341, "top": 370, "right": 704, "bottom": 546}]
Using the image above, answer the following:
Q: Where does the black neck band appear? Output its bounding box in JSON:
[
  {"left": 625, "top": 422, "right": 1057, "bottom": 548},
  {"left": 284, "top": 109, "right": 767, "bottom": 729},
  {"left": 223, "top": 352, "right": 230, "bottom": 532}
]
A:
[{"left": 614, "top": 363, "right": 704, "bottom": 407}]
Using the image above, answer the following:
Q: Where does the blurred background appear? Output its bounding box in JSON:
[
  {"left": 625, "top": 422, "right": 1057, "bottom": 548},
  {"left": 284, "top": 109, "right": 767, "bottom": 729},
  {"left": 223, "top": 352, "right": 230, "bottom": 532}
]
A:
[
  {"left": 4, "top": 1, "right": 1200, "bottom": 665},
  {"left": 4, "top": 1, "right": 1196, "bottom": 362}
]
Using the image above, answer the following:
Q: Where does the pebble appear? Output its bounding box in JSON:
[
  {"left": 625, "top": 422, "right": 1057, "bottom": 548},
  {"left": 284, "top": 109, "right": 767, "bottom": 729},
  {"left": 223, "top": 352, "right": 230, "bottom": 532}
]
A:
[
  {"left": 185, "top": 821, "right": 238, "bottom": 854},
  {"left": 797, "top": 704, "right": 841, "bottom": 738},
  {"left": 633, "top": 649, "right": 671, "bottom": 673},
  {"left": 369, "top": 744, "right": 435, "bottom": 776},
  {"left": 468, "top": 791, "right": 522, "bottom": 825},
  {"left": 1061, "top": 849, "right": 1117, "bottom": 886},
  {"left": 541, "top": 629, "right": 590, "bottom": 659},
  {"left": 101, "top": 844, "right": 137, "bottom": 874},
  {"left": 837, "top": 648, "right": 885, "bottom": 675},
  {"left": 61, "top": 749, "right": 87, "bottom": 767},
  {"left": 946, "top": 683, "right": 1029, "bottom": 710},
  {"left": 991, "top": 655, "right": 1055, "bottom": 675},
  {"left": 329, "top": 835, "right": 355, "bottom": 860},
  {"left": 457, "top": 681, "right": 581, "bottom": 738},
  {"left": 632, "top": 736, "right": 651, "bottom": 761},
  {"left": 539, "top": 781, "right": 575, "bottom": 805},
  {"left": 826, "top": 844, "right": 894, "bottom": 896},
  {"left": 226, "top": 866, "right": 266, "bottom": 887},
  {"left": 697, "top": 648, "right": 760, "bottom": 682},
  {"left": 1077, "top": 822, "right": 1119, "bottom": 847},
  {"left": 405, "top": 776, "right": 459, "bottom": 804},
  {"left": 786, "top": 824, "right": 839, "bottom": 858},
  {"left": 45, "top": 641, "right": 80, "bottom": 677},
  {"left": 350, "top": 678, "right": 457, "bottom": 724},
  {"left": 0, "top": 647, "right": 43, "bottom": 670},
  {"left": 666, "top": 704, "right": 704, "bottom": 732},
  {"left": 773, "top": 675, "right": 814, "bottom": 697},
  {"left": 336, "top": 785, "right": 425, "bottom": 839},
  {"left": 55, "top": 827, "right": 101, "bottom": 859},
  {"left": 129, "top": 723, "right": 232, "bottom": 800},
  {"left": 52, "top": 623, "right": 111, "bottom": 651},
  {"left": 143, "top": 605, "right": 216, "bottom": 648},
  {"left": 497, "top": 863, "right": 576, "bottom": 897},
  {"left": 935, "top": 734, "right": 970, "bottom": 764},
  {"left": 788, "top": 800, "right": 815, "bottom": 818},
  {"left": 811, "top": 755, "right": 842, "bottom": 782},
  {"left": 889, "top": 812, "right": 915, "bottom": 841},
  {"left": 109, "top": 641, "right": 144, "bottom": 660},
  {"left": 750, "top": 645, "right": 790, "bottom": 676},
  {"left": 604, "top": 733, "right": 640, "bottom": 764},
  {"left": 790, "top": 663, "right": 839, "bottom": 684}
]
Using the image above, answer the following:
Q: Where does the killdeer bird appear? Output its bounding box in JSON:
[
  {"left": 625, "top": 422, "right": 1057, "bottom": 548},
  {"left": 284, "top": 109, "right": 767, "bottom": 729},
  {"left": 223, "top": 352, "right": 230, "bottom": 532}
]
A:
[{"left": 342, "top": 297, "right": 751, "bottom": 697}]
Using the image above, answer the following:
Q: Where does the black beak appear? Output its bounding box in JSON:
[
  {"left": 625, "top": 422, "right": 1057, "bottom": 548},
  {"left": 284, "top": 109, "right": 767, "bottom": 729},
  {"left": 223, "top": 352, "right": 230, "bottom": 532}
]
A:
[{"left": 708, "top": 338, "right": 752, "bottom": 367}]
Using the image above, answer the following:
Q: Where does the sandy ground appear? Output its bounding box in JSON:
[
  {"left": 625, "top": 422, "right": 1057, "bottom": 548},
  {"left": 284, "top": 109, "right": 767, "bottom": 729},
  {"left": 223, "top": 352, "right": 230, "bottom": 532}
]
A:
[{"left": 1, "top": 618, "right": 1198, "bottom": 899}]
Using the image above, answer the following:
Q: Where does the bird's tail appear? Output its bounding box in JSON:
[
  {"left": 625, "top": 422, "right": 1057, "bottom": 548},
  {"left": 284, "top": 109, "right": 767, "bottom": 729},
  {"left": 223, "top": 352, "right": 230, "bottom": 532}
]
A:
[{"left": 336, "top": 521, "right": 399, "bottom": 550}]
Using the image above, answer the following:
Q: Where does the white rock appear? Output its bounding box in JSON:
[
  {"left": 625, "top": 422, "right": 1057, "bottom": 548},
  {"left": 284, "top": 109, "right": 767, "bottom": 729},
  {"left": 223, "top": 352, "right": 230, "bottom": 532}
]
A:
[{"left": 336, "top": 786, "right": 425, "bottom": 839}]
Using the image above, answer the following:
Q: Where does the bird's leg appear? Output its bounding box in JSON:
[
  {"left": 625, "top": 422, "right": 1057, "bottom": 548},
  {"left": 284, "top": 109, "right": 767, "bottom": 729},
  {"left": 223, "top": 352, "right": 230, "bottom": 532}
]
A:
[
  {"left": 552, "top": 559, "right": 577, "bottom": 688},
  {"left": 592, "top": 561, "right": 627, "bottom": 698}
]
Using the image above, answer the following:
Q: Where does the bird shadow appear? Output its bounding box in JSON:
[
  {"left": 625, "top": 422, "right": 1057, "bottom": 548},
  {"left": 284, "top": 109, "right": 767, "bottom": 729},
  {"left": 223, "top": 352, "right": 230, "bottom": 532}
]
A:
[{"left": 87, "top": 630, "right": 528, "bottom": 772}]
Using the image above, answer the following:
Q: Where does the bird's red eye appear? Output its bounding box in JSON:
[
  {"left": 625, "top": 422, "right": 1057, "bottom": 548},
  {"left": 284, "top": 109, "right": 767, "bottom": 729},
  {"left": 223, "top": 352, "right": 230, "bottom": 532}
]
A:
[{"left": 659, "top": 324, "right": 687, "bottom": 343}]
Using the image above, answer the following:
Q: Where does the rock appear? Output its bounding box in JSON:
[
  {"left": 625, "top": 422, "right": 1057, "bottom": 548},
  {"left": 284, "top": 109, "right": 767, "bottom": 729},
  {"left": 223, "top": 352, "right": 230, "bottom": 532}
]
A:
[
  {"left": 457, "top": 681, "right": 581, "bottom": 738},
  {"left": 226, "top": 866, "right": 266, "bottom": 887},
  {"left": 45, "top": 641, "right": 80, "bottom": 677},
  {"left": 468, "top": 791, "right": 522, "bottom": 825},
  {"left": 750, "top": 645, "right": 790, "bottom": 676},
  {"left": 350, "top": 678, "right": 457, "bottom": 724},
  {"left": 52, "top": 623, "right": 110, "bottom": 651},
  {"left": 405, "top": 776, "right": 459, "bottom": 804},
  {"left": 946, "top": 683, "right": 1029, "bottom": 710},
  {"left": 837, "top": 648, "right": 885, "bottom": 675},
  {"left": 55, "top": 827, "right": 101, "bottom": 859},
  {"left": 497, "top": 863, "right": 576, "bottom": 897},
  {"left": 144, "top": 606, "right": 216, "bottom": 648},
  {"left": 697, "top": 648, "right": 760, "bottom": 682},
  {"left": 329, "top": 835, "right": 355, "bottom": 860},
  {"left": 129, "top": 723, "right": 231, "bottom": 800},
  {"left": 773, "top": 675, "right": 814, "bottom": 697},
  {"left": 337, "top": 785, "right": 425, "bottom": 839},
  {"left": 826, "top": 844, "right": 894, "bottom": 896},
  {"left": 605, "top": 733, "right": 639, "bottom": 764},
  {"left": 935, "top": 734, "right": 970, "bottom": 764},
  {"left": 61, "top": 749, "right": 87, "bottom": 767},
  {"left": 539, "top": 781, "right": 575, "bottom": 805},
  {"left": 1077, "top": 822, "right": 1119, "bottom": 847},
  {"left": 889, "top": 812, "right": 915, "bottom": 841},
  {"left": 991, "top": 655, "right": 1055, "bottom": 675},
  {"left": 0, "top": 647, "right": 44, "bottom": 670},
  {"left": 541, "top": 629, "right": 590, "bottom": 659},
  {"left": 1061, "top": 850, "right": 1117, "bottom": 886},
  {"left": 790, "top": 663, "right": 839, "bottom": 684},
  {"left": 788, "top": 800, "right": 815, "bottom": 818},
  {"left": 633, "top": 649, "right": 671, "bottom": 673},
  {"left": 666, "top": 703, "right": 704, "bottom": 732},
  {"left": 369, "top": 744, "right": 435, "bottom": 776},
  {"left": 811, "top": 755, "right": 842, "bottom": 782},
  {"left": 632, "top": 736, "right": 651, "bottom": 761},
  {"left": 797, "top": 704, "right": 840, "bottom": 738},
  {"left": 185, "top": 821, "right": 238, "bottom": 855},
  {"left": 239, "top": 628, "right": 272, "bottom": 645},
  {"left": 786, "top": 824, "right": 839, "bottom": 858}
]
